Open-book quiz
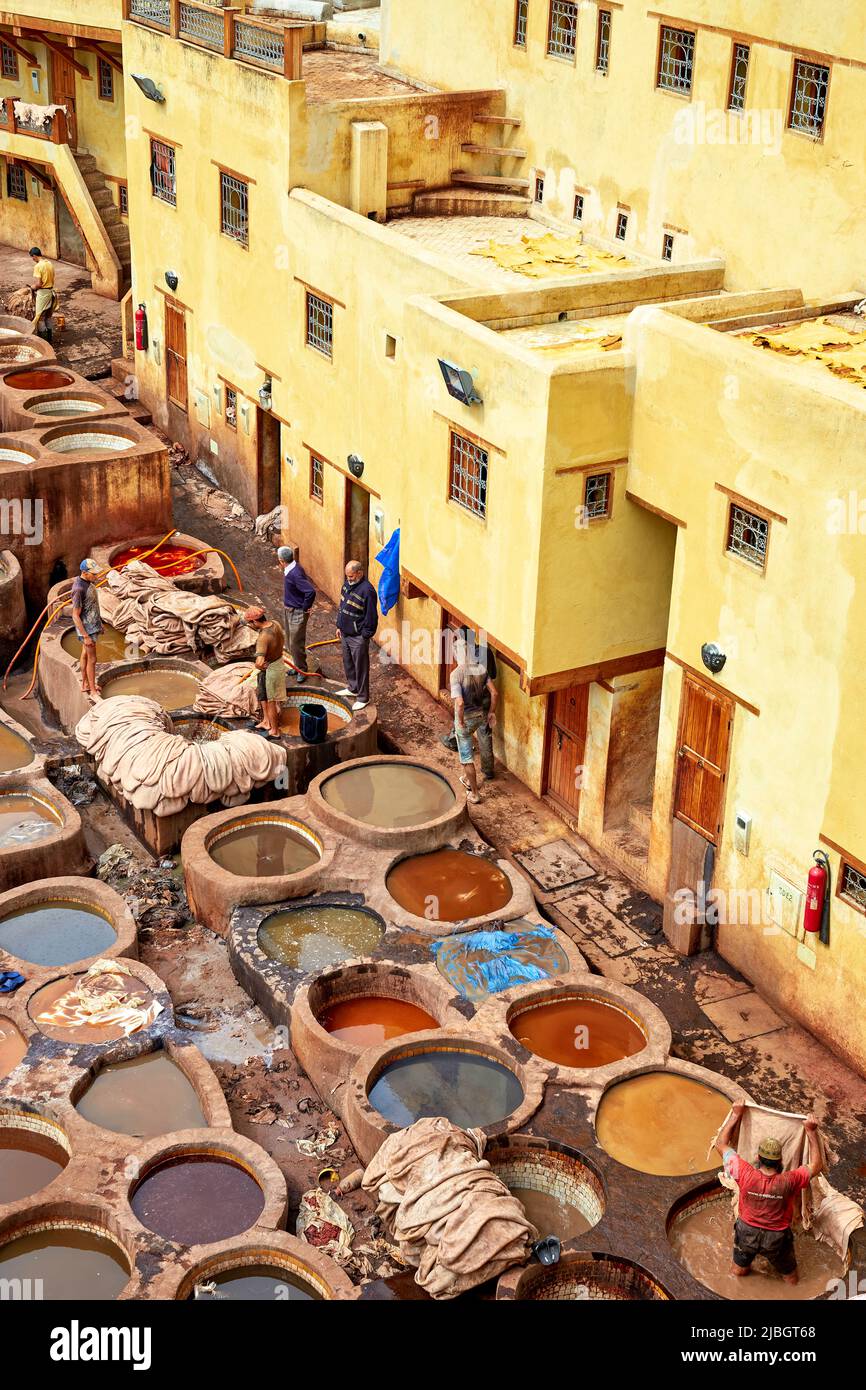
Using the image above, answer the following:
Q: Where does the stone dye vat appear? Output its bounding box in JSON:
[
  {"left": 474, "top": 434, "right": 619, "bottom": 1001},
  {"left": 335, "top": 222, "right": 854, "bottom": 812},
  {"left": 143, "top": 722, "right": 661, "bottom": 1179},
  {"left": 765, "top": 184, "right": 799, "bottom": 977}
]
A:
[
  {"left": 668, "top": 1187, "right": 845, "bottom": 1301},
  {"left": 60, "top": 625, "right": 128, "bottom": 663},
  {"left": 595, "top": 1071, "right": 732, "bottom": 1176},
  {"left": 100, "top": 668, "right": 202, "bottom": 710},
  {"left": 320, "top": 997, "right": 438, "bottom": 1047},
  {"left": 0, "top": 1112, "right": 70, "bottom": 1204},
  {"left": 387, "top": 847, "right": 513, "bottom": 921},
  {"left": 257, "top": 903, "right": 383, "bottom": 971},
  {"left": 0, "top": 792, "right": 61, "bottom": 850},
  {"left": 0, "top": 899, "right": 116, "bottom": 967},
  {"left": 321, "top": 761, "right": 456, "bottom": 828},
  {"left": 130, "top": 1153, "right": 266, "bottom": 1243},
  {"left": 498, "top": 1253, "right": 670, "bottom": 1301},
  {"left": 486, "top": 1138, "right": 605, "bottom": 1243},
  {"left": 279, "top": 701, "right": 348, "bottom": 737},
  {"left": 367, "top": 1045, "right": 524, "bottom": 1129},
  {"left": 93, "top": 532, "right": 225, "bottom": 597},
  {"left": 28, "top": 966, "right": 158, "bottom": 1046},
  {"left": 0, "top": 725, "right": 35, "bottom": 773},
  {"left": 0, "top": 1017, "right": 27, "bottom": 1077},
  {"left": 75, "top": 1052, "right": 207, "bottom": 1138},
  {"left": 111, "top": 541, "right": 206, "bottom": 577},
  {"left": 4, "top": 366, "right": 75, "bottom": 391},
  {"left": 191, "top": 1265, "right": 323, "bottom": 1301},
  {"left": 0, "top": 1223, "right": 131, "bottom": 1299},
  {"left": 0, "top": 343, "right": 45, "bottom": 366},
  {"left": 509, "top": 993, "right": 647, "bottom": 1068},
  {"left": 210, "top": 817, "right": 321, "bottom": 878},
  {"left": 44, "top": 427, "right": 137, "bottom": 453},
  {"left": 175, "top": 1236, "right": 355, "bottom": 1302}
]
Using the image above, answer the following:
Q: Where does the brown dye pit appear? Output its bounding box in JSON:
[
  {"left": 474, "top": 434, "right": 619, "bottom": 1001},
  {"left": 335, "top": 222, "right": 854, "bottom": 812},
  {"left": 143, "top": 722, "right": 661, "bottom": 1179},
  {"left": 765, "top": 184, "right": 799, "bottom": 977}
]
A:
[
  {"left": 0, "top": 1017, "right": 27, "bottom": 1076},
  {"left": 670, "top": 1193, "right": 844, "bottom": 1300},
  {"left": 131, "top": 1155, "right": 265, "bottom": 1243},
  {"left": 595, "top": 1072, "right": 731, "bottom": 1176},
  {"left": 514, "top": 1187, "right": 594, "bottom": 1241},
  {"left": 368, "top": 1049, "right": 523, "bottom": 1129},
  {"left": 75, "top": 1052, "right": 206, "bottom": 1138},
  {"left": 61, "top": 625, "right": 128, "bottom": 663},
  {"left": 0, "top": 792, "right": 62, "bottom": 850},
  {"left": 386, "top": 847, "right": 512, "bottom": 921},
  {"left": 258, "top": 905, "right": 383, "bottom": 971},
  {"left": 6, "top": 367, "right": 74, "bottom": 390},
  {"left": 510, "top": 996, "right": 646, "bottom": 1068},
  {"left": 319, "top": 996, "right": 438, "bottom": 1047},
  {"left": 322, "top": 763, "right": 456, "bottom": 828},
  {"left": 0, "top": 724, "right": 33, "bottom": 772},
  {"left": 101, "top": 670, "right": 201, "bottom": 710},
  {"left": 0, "top": 901, "right": 116, "bottom": 968},
  {"left": 0, "top": 1226, "right": 130, "bottom": 1299},
  {"left": 0, "top": 1126, "right": 69, "bottom": 1203},
  {"left": 210, "top": 821, "right": 319, "bottom": 878},
  {"left": 279, "top": 706, "right": 345, "bottom": 736},
  {"left": 29, "top": 973, "right": 157, "bottom": 1045},
  {"left": 192, "top": 1266, "right": 322, "bottom": 1301}
]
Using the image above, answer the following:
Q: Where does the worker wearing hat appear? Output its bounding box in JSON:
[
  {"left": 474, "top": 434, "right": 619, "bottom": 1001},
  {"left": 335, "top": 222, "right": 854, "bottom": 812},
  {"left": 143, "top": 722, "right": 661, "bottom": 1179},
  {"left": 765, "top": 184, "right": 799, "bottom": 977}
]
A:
[
  {"left": 70, "top": 558, "right": 103, "bottom": 699},
  {"left": 715, "top": 1103, "right": 823, "bottom": 1285},
  {"left": 277, "top": 545, "right": 318, "bottom": 685}
]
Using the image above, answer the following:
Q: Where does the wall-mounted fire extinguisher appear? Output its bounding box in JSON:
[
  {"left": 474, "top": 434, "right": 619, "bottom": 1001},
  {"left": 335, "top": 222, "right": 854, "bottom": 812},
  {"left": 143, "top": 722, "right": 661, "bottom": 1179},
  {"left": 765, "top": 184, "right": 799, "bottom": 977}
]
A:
[
  {"left": 803, "top": 850, "right": 831, "bottom": 944},
  {"left": 134, "top": 303, "right": 148, "bottom": 353}
]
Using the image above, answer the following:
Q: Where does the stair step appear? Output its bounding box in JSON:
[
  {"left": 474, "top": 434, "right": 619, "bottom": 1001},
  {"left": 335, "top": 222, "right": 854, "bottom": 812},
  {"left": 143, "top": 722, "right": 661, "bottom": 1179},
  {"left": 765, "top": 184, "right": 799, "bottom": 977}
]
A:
[
  {"left": 628, "top": 799, "right": 653, "bottom": 838},
  {"left": 414, "top": 186, "right": 532, "bottom": 218},
  {"left": 110, "top": 225, "right": 130, "bottom": 243},
  {"left": 452, "top": 171, "right": 530, "bottom": 191},
  {"left": 110, "top": 355, "right": 134, "bottom": 384},
  {"left": 74, "top": 152, "right": 97, "bottom": 169},
  {"left": 474, "top": 113, "right": 522, "bottom": 127},
  {"left": 461, "top": 142, "right": 527, "bottom": 159}
]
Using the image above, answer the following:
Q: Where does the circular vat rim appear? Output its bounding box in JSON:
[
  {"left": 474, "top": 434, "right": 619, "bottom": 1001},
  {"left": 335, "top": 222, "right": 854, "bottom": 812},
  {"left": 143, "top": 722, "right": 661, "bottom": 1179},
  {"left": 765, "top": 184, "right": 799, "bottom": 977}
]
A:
[
  {"left": 0, "top": 434, "right": 40, "bottom": 467},
  {"left": 206, "top": 812, "right": 324, "bottom": 881},
  {"left": 0, "top": 1201, "right": 136, "bottom": 1299},
  {"left": 167, "top": 1230, "right": 357, "bottom": 1301},
  {"left": 96, "top": 531, "right": 225, "bottom": 587},
  {"left": 0, "top": 343, "right": 44, "bottom": 366},
  {"left": 0, "top": 778, "right": 75, "bottom": 858},
  {"left": 0, "top": 1009, "right": 33, "bottom": 1079},
  {"left": 95, "top": 654, "right": 208, "bottom": 707},
  {"left": 308, "top": 753, "right": 467, "bottom": 849},
  {"left": 0, "top": 1101, "right": 73, "bottom": 1202},
  {"left": 0, "top": 875, "right": 136, "bottom": 979},
  {"left": 484, "top": 1130, "right": 607, "bottom": 1237},
  {"left": 376, "top": 841, "right": 535, "bottom": 935},
  {"left": 22, "top": 957, "right": 170, "bottom": 1045},
  {"left": 19, "top": 392, "right": 109, "bottom": 419},
  {"left": 38, "top": 420, "right": 140, "bottom": 454},
  {"left": 496, "top": 1248, "right": 674, "bottom": 1301}
]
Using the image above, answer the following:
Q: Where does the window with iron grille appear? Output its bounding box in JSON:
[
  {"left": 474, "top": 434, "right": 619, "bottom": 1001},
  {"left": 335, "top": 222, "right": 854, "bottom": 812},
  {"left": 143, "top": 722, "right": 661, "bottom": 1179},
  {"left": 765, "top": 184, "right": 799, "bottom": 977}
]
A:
[
  {"left": 840, "top": 862, "right": 866, "bottom": 914},
  {"left": 306, "top": 292, "right": 333, "bottom": 358},
  {"left": 449, "top": 431, "right": 489, "bottom": 519},
  {"left": 728, "top": 43, "right": 750, "bottom": 112},
  {"left": 662, "top": 232, "right": 674, "bottom": 261},
  {"left": 225, "top": 386, "right": 237, "bottom": 429},
  {"left": 310, "top": 454, "right": 324, "bottom": 504},
  {"left": 789, "top": 59, "right": 829, "bottom": 137},
  {"left": 514, "top": 0, "right": 528, "bottom": 47},
  {"left": 584, "top": 472, "right": 611, "bottom": 519},
  {"left": 150, "top": 138, "right": 176, "bottom": 206},
  {"left": 220, "top": 171, "right": 249, "bottom": 247},
  {"left": 1, "top": 42, "right": 18, "bottom": 80},
  {"left": 615, "top": 211, "right": 628, "bottom": 240},
  {"left": 534, "top": 173, "right": 545, "bottom": 203},
  {"left": 118, "top": 182, "right": 128, "bottom": 216},
  {"left": 726, "top": 503, "right": 768, "bottom": 569},
  {"left": 97, "top": 57, "right": 114, "bottom": 101},
  {"left": 6, "top": 164, "right": 26, "bottom": 201},
  {"left": 657, "top": 25, "right": 695, "bottom": 94},
  {"left": 573, "top": 192, "right": 584, "bottom": 221},
  {"left": 596, "top": 9, "right": 611, "bottom": 73},
  {"left": 547, "top": 1, "right": 577, "bottom": 60}
]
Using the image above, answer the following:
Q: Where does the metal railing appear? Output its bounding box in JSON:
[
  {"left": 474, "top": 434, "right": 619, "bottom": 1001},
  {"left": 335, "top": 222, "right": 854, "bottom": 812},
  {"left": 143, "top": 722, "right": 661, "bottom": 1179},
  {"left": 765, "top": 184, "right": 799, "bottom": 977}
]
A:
[
  {"left": 128, "top": 0, "right": 172, "bottom": 30},
  {"left": 178, "top": 0, "right": 224, "bottom": 51},
  {"left": 123, "top": 0, "right": 305, "bottom": 79}
]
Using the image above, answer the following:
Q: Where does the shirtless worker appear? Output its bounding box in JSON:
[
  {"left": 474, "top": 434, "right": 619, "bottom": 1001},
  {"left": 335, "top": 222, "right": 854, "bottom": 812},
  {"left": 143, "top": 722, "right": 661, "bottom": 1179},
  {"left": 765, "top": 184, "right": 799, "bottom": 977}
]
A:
[
  {"left": 244, "top": 606, "right": 285, "bottom": 738},
  {"left": 715, "top": 1102, "right": 823, "bottom": 1285},
  {"left": 70, "top": 558, "right": 103, "bottom": 698},
  {"left": 29, "top": 247, "right": 57, "bottom": 343}
]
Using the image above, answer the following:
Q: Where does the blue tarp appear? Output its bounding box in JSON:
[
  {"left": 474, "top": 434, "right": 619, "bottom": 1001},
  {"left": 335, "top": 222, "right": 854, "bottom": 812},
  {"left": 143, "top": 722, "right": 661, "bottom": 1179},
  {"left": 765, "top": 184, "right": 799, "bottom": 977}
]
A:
[
  {"left": 375, "top": 527, "right": 401, "bottom": 616},
  {"left": 431, "top": 924, "right": 570, "bottom": 1002}
]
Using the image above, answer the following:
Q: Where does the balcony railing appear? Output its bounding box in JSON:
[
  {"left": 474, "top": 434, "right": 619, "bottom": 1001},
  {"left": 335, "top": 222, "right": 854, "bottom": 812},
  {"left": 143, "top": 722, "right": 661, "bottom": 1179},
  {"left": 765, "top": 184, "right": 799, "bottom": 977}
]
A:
[
  {"left": 0, "top": 99, "right": 69, "bottom": 142},
  {"left": 123, "top": 0, "right": 304, "bottom": 79}
]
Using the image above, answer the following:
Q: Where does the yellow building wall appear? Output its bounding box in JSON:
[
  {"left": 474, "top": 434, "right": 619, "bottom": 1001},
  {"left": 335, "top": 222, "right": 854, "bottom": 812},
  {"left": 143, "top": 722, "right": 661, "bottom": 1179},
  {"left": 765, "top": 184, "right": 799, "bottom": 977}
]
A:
[
  {"left": 0, "top": 155, "right": 58, "bottom": 255},
  {"left": 74, "top": 48, "right": 125, "bottom": 181},
  {"left": 629, "top": 309, "right": 866, "bottom": 1072},
  {"left": 382, "top": 0, "right": 866, "bottom": 297},
  {"left": 0, "top": 2, "right": 121, "bottom": 38}
]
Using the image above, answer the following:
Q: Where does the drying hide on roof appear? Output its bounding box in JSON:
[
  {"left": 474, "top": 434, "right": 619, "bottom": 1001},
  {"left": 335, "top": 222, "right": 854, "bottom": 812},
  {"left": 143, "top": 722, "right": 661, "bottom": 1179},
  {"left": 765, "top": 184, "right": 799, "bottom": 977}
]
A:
[
  {"left": 102, "top": 560, "right": 255, "bottom": 662},
  {"left": 75, "top": 695, "right": 286, "bottom": 817},
  {"left": 362, "top": 1116, "right": 537, "bottom": 1299}
]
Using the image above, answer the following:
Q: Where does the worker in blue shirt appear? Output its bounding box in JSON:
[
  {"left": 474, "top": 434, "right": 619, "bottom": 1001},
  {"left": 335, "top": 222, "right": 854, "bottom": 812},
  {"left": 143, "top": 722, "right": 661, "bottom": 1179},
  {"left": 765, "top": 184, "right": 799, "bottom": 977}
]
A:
[
  {"left": 335, "top": 559, "right": 377, "bottom": 711},
  {"left": 277, "top": 545, "right": 318, "bottom": 684}
]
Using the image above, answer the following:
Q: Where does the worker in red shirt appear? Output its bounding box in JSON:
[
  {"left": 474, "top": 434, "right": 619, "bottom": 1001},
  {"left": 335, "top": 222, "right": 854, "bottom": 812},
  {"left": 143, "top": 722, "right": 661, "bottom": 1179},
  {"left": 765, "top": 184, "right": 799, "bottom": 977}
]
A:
[{"left": 715, "top": 1102, "right": 823, "bottom": 1285}]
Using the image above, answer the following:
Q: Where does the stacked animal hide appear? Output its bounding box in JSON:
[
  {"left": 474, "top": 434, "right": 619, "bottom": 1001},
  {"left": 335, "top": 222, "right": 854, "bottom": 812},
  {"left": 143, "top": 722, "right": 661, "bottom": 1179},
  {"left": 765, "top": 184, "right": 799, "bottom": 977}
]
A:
[{"left": 194, "top": 661, "right": 260, "bottom": 720}]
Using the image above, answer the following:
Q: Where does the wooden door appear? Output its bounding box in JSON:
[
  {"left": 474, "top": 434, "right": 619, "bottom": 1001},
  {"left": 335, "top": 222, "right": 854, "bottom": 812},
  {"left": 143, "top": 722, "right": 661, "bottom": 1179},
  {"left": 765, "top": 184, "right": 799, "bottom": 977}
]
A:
[
  {"left": 344, "top": 479, "right": 370, "bottom": 572},
  {"left": 164, "top": 299, "right": 187, "bottom": 410},
  {"left": 50, "top": 52, "right": 77, "bottom": 147},
  {"left": 673, "top": 675, "right": 733, "bottom": 844},
  {"left": 256, "top": 408, "right": 281, "bottom": 514},
  {"left": 544, "top": 683, "right": 590, "bottom": 818}
]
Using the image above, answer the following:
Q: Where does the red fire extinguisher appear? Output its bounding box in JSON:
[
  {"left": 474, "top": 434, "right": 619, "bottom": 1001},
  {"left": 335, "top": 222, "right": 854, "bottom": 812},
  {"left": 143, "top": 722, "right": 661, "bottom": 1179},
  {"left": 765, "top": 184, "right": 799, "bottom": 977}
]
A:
[
  {"left": 804, "top": 850, "right": 831, "bottom": 942},
  {"left": 134, "top": 303, "right": 148, "bottom": 353}
]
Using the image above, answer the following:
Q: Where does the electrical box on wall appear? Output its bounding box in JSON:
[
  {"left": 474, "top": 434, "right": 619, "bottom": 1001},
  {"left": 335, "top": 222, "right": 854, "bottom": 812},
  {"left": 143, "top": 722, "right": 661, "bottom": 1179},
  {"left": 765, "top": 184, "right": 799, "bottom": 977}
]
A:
[
  {"left": 766, "top": 871, "right": 804, "bottom": 939},
  {"left": 194, "top": 389, "right": 210, "bottom": 427},
  {"left": 734, "top": 811, "right": 752, "bottom": 855},
  {"left": 151, "top": 337, "right": 161, "bottom": 366},
  {"left": 239, "top": 401, "right": 252, "bottom": 435},
  {"left": 211, "top": 383, "right": 222, "bottom": 412},
  {"left": 373, "top": 507, "right": 385, "bottom": 545}
]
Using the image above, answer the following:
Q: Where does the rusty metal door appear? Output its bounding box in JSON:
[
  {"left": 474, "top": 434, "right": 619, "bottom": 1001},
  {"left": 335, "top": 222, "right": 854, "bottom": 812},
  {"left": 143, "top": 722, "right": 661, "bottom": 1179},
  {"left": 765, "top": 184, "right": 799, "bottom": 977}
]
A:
[{"left": 673, "top": 675, "right": 732, "bottom": 844}]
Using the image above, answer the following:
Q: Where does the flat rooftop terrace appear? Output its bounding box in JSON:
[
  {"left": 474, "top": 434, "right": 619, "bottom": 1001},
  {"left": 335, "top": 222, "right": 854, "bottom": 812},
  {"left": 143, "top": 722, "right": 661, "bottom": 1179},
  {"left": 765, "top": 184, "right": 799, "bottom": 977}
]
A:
[
  {"left": 303, "top": 49, "right": 422, "bottom": 102},
  {"left": 730, "top": 309, "right": 866, "bottom": 391},
  {"left": 499, "top": 314, "right": 629, "bottom": 362}
]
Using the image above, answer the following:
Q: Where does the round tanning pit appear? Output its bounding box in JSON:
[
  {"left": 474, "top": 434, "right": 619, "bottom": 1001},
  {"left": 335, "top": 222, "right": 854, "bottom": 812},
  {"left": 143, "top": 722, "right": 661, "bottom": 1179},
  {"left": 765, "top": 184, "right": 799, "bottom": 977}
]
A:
[
  {"left": 0, "top": 344, "right": 42, "bottom": 365},
  {"left": 209, "top": 816, "right": 322, "bottom": 879},
  {"left": 24, "top": 395, "right": 105, "bottom": 418},
  {"left": 486, "top": 1137, "right": 605, "bottom": 1242},
  {"left": 75, "top": 1051, "right": 207, "bottom": 1139},
  {"left": 257, "top": 902, "right": 383, "bottom": 971},
  {"left": 278, "top": 692, "right": 350, "bottom": 737},
  {"left": 499, "top": 1253, "right": 671, "bottom": 1301},
  {"left": 320, "top": 760, "right": 456, "bottom": 829},
  {"left": 5, "top": 367, "right": 75, "bottom": 391},
  {"left": 44, "top": 427, "right": 136, "bottom": 454},
  {"left": 668, "top": 1185, "right": 846, "bottom": 1301},
  {"left": 508, "top": 991, "right": 648, "bottom": 1070},
  {"left": 60, "top": 624, "right": 128, "bottom": 664},
  {"left": 173, "top": 715, "right": 233, "bottom": 744},
  {"left": 0, "top": 790, "right": 63, "bottom": 852},
  {"left": 0, "top": 1016, "right": 27, "bottom": 1078},
  {"left": 0, "top": 444, "right": 38, "bottom": 466},
  {"left": 320, "top": 996, "right": 438, "bottom": 1047},
  {"left": 100, "top": 667, "right": 202, "bottom": 710},
  {"left": 0, "top": 724, "right": 33, "bottom": 773},
  {"left": 111, "top": 540, "right": 206, "bottom": 577},
  {"left": 176, "top": 1235, "right": 356, "bottom": 1302},
  {"left": 0, "top": 1110, "right": 71, "bottom": 1204},
  {"left": 130, "top": 1151, "right": 266, "bottom": 1244},
  {"left": 29, "top": 969, "right": 160, "bottom": 1045},
  {"left": 366, "top": 1041, "right": 525, "bottom": 1130},
  {"left": 0, "top": 1220, "right": 131, "bottom": 1299},
  {"left": 0, "top": 898, "right": 115, "bottom": 968},
  {"left": 386, "top": 846, "right": 512, "bottom": 922},
  {"left": 595, "top": 1070, "right": 733, "bottom": 1177}
]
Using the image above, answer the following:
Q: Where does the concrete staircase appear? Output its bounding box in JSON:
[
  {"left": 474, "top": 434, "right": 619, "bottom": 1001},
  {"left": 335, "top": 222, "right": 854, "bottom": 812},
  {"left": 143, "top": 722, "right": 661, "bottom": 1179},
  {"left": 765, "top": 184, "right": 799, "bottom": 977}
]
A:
[
  {"left": 73, "top": 151, "right": 131, "bottom": 291},
  {"left": 414, "top": 110, "right": 531, "bottom": 218},
  {"left": 601, "top": 799, "right": 653, "bottom": 886}
]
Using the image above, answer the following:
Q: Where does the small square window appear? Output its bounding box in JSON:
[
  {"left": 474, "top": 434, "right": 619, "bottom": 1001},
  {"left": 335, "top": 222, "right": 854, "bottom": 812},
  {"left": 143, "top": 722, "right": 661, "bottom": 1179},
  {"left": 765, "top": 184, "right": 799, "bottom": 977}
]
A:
[
  {"left": 789, "top": 59, "right": 829, "bottom": 137},
  {"left": 658, "top": 24, "right": 695, "bottom": 95},
  {"left": 573, "top": 192, "right": 584, "bottom": 222},
  {"left": 306, "top": 292, "right": 333, "bottom": 358},
  {"left": 547, "top": 1, "right": 577, "bottom": 60},
  {"left": 726, "top": 502, "right": 768, "bottom": 569},
  {"left": 97, "top": 57, "right": 114, "bottom": 101},
  {"left": 220, "top": 171, "right": 248, "bottom": 247},
  {"left": 534, "top": 173, "right": 545, "bottom": 203},
  {"left": 584, "top": 472, "right": 611, "bottom": 520},
  {"left": 449, "top": 431, "right": 488, "bottom": 519},
  {"left": 150, "top": 138, "right": 176, "bottom": 206},
  {"left": 728, "top": 43, "right": 750, "bottom": 113},
  {"left": 514, "top": 0, "right": 528, "bottom": 48},
  {"left": 1, "top": 42, "right": 19, "bottom": 81},
  {"left": 310, "top": 454, "right": 325, "bottom": 504},
  {"left": 385, "top": 334, "right": 397, "bottom": 359},
  {"left": 596, "top": 9, "right": 611, "bottom": 74},
  {"left": 615, "top": 211, "right": 628, "bottom": 240},
  {"left": 7, "top": 164, "right": 27, "bottom": 201},
  {"left": 840, "top": 862, "right": 866, "bottom": 914},
  {"left": 118, "top": 182, "right": 128, "bottom": 216},
  {"left": 662, "top": 232, "right": 674, "bottom": 261},
  {"left": 225, "top": 386, "right": 237, "bottom": 429}
]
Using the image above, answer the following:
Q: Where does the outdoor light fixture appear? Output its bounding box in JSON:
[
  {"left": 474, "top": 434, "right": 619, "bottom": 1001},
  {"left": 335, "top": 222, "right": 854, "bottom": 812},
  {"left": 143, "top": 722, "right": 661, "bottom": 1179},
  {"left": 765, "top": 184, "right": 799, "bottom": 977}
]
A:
[
  {"left": 701, "top": 642, "right": 727, "bottom": 675},
  {"left": 438, "top": 359, "right": 483, "bottom": 406},
  {"left": 258, "top": 377, "right": 273, "bottom": 411},
  {"left": 131, "top": 74, "right": 165, "bottom": 103},
  {"left": 348, "top": 454, "right": 364, "bottom": 479},
  {"left": 164, "top": 270, "right": 178, "bottom": 292}
]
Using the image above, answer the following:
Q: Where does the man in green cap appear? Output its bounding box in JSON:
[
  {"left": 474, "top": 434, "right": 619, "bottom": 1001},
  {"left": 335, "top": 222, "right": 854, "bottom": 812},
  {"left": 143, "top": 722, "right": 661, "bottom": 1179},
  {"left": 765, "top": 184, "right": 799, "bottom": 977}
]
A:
[{"left": 715, "top": 1103, "right": 823, "bottom": 1285}]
